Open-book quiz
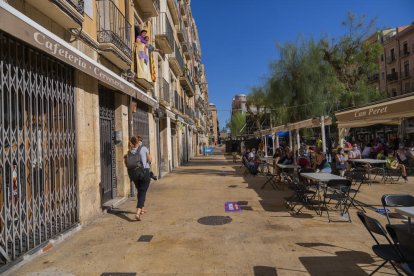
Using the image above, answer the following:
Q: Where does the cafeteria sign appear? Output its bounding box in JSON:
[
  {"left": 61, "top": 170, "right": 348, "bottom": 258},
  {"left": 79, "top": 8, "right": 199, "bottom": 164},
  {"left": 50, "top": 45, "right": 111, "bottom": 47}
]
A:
[{"left": 225, "top": 202, "right": 241, "bottom": 212}]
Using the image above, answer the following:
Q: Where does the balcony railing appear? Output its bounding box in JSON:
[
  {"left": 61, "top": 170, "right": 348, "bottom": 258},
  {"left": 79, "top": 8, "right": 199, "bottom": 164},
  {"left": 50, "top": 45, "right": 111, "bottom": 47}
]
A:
[
  {"left": 386, "top": 56, "right": 396, "bottom": 64},
  {"left": 180, "top": 68, "right": 195, "bottom": 97},
  {"left": 97, "top": 0, "right": 132, "bottom": 60},
  {"left": 65, "top": 0, "right": 84, "bottom": 13},
  {"left": 400, "top": 49, "right": 410, "bottom": 58},
  {"left": 387, "top": 73, "right": 398, "bottom": 82},
  {"left": 177, "top": 17, "right": 187, "bottom": 43},
  {"left": 155, "top": 12, "right": 174, "bottom": 54},
  {"left": 160, "top": 78, "right": 170, "bottom": 105},
  {"left": 167, "top": 0, "right": 179, "bottom": 25},
  {"left": 169, "top": 43, "right": 185, "bottom": 76}
]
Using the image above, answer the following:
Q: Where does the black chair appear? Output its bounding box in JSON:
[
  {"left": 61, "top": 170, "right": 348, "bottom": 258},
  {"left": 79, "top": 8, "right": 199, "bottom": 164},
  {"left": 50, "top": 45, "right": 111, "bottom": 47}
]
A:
[
  {"left": 393, "top": 226, "right": 414, "bottom": 275},
  {"left": 323, "top": 179, "right": 352, "bottom": 222},
  {"left": 285, "top": 177, "right": 319, "bottom": 215},
  {"left": 381, "top": 194, "right": 414, "bottom": 241},
  {"left": 344, "top": 170, "right": 368, "bottom": 213},
  {"left": 357, "top": 212, "right": 405, "bottom": 275}
]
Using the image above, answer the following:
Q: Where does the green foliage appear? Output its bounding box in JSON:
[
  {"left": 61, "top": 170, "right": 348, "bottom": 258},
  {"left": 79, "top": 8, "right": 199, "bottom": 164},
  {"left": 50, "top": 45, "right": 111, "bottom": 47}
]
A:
[
  {"left": 246, "top": 13, "right": 385, "bottom": 128},
  {"left": 229, "top": 112, "right": 246, "bottom": 137}
]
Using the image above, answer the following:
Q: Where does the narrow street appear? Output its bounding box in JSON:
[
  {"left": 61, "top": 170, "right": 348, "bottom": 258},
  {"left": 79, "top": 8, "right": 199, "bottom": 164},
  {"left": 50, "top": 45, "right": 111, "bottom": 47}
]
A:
[{"left": 9, "top": 147, "right": 414, "bottom": 275}]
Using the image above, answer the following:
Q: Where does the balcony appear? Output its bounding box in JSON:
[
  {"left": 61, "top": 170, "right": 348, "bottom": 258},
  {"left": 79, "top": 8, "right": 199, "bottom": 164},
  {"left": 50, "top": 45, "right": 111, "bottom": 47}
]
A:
[
  {"left": 97, "top": 0, "right": 132, "bottom": 69},
  {"left": 167, "top": 0, "right": 179, "bottom": 25},
  {"left": 25, "top": 0, "right": 84, "bottom": 28},
  {"left": 173, "top": 91, "right": 184, "bottom": 114},
  {"left": 400, "top": 69, "right": 413, "bottom": 80},
  {"left": 182, "top": 41, "right": 192, "bottom": 59},
  {"left": 159, "top": 78, "right": 170, "bottom": 106},
  {"left": 387, "top": 72, "right": 399, "bottom": 83},
  {"left": 169, "top": 43, "right": 185, "bottom": 77},
  {"left": 133, "top": 0, "right": 159, "bottom": 19},
  {"left": 400, "top": 49, "right": 410, "bottom": 58},
  {"left": 386, "top": 56, "right": 397, "bottom": 64},
  {"left": 177, "top": 18, "right": 187, "bottom": 43},
  {"left": 155, "top": 13, "right": 174, "bottom": 54},
  {"left": 180, "top": 68, "right": 195, "bottom": 97}
]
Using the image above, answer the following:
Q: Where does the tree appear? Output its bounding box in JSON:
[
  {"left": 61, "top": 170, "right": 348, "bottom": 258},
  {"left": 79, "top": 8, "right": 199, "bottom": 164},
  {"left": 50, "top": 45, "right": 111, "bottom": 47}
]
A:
[
  {"left": 320, "top": 12, "right": 383, "bottom": 107},
  {"left": 229, "top": 112, "right": 246, "bottom": 137}
]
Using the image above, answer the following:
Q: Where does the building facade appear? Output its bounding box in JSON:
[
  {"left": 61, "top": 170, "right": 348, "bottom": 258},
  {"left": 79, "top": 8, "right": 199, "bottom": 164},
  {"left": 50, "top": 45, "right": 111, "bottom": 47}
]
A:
[
  {"left": 369, "top": 23, "right": 414, "bottom": 97},
  {"left": 207, "top": 103, "right": 218, "bottom": 145},
  {"left": 0, "top": 0, "right": 209, "bottom": 270}
]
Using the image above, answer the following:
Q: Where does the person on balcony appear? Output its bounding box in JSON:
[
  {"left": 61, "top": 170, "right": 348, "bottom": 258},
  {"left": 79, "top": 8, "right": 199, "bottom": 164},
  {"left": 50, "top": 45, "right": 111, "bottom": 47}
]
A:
[{"left": 134, "top": 30, "right": 152, "bottom": 83}]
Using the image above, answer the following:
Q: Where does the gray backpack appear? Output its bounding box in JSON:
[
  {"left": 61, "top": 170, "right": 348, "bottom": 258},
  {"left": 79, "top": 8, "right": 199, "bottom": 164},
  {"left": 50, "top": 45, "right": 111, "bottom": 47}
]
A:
[{"left": 126, "top": 147, "right": 143, "bottom": 171}]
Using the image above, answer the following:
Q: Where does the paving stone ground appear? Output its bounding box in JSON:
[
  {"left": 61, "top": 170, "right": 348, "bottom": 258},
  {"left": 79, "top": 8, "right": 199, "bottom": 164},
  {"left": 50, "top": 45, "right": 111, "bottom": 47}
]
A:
[{"left": 8, "top": 146, "right": 414, "bottom": 275}]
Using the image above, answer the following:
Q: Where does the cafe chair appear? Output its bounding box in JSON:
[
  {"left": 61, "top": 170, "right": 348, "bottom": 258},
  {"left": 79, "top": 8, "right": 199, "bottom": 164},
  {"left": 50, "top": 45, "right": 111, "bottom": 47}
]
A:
[
  {"left": 391, "top": 225, "right": 414, "bottom": 275},
  {"left": 344, "top": 170, "right": 368, "bottom": 213},
  {"left": 285, "top": 177, "right": 319, "bottom": 215},
  {"left": 323, "top": 179, "right": 352, "bottom": 222},
  {"left": 381, "top": 194, "right": 414, "bottom": 242},
  {"left": 357, "top": 212, "right": 406, "bottom": 275}
]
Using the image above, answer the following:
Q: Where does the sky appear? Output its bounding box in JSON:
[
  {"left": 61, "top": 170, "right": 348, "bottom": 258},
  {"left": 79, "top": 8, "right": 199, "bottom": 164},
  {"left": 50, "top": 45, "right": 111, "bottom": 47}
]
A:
[{"left": 190, "top": 0, "right": 414, "bottom": 131}]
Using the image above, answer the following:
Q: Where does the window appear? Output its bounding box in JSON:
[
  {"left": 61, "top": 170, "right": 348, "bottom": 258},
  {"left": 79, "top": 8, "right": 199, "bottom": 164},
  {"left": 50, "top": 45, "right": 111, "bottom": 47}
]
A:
[
  {"left": 403, "top": 42, "right": 408, "bottom": 54},
  {"left": 404, "top": 61, "right": 409, "bottom": 78},
  {"left": 390, "top": 48, "right": 395, "bottom": 60},
  {"left": 381, "top": 54, "right": 384, "bottom": 61}
]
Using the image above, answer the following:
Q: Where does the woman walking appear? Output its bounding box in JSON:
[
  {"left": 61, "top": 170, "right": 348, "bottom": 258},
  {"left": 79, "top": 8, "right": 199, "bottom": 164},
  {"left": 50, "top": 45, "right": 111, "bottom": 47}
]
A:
[{"left": 125, "top": 136, "right": 152, "bottom": 220}]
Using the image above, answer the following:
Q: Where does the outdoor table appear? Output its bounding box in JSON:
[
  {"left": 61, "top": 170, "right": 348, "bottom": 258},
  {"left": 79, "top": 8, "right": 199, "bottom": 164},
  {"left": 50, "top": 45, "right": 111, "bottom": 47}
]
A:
[
  {"left": 299, "top": 173, "right": 348, "bottom": 218},
  {"left": 349, "top": 159, "right": 387, "bottom": 181},
  {"left": 395, "top": 207, "right": 414, "bottom": 233},
  {"left": 300, "top": 173, "right": 347, "bottom": 182}
]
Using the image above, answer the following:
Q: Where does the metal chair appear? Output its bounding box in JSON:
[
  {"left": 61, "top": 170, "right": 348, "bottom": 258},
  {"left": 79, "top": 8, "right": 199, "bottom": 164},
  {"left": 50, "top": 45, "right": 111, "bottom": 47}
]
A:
[
  {"left": 392, "top": 225, "right": 414, "bottom": 275},
  {"left": 285, "top": 177, "right": 319, "bottom": 215},
  {"left": 357, "top": 212, "right": 405, "bottom": 275},
  {"left": 381, "top": 194, "right": 414, "bottom": 241},
  {"left": 322, "top": 179, "right": 352, "bottom": 222},
  {"left": 344, "top": 170, "right": 368, "bottom": 213}
]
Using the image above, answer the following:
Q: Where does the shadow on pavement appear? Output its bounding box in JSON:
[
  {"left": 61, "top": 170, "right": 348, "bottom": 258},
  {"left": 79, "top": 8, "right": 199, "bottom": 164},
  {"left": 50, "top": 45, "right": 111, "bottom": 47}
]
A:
[
  {"left": 299, "top": 250, "right": 375, "bottom": 276},
  {"left": 107, "top": 208, "right": 136, "bottom": 222}
]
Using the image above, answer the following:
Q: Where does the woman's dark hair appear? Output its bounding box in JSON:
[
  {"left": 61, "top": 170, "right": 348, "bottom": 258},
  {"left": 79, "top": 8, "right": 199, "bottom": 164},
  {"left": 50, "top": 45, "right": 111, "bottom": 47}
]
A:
[{"left": 129, "top": 136, "right": 139, "bottom": 149}]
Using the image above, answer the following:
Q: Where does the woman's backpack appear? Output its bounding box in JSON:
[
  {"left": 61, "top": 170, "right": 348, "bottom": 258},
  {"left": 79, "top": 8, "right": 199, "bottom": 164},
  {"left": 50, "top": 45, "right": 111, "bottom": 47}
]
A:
[{"left": 125, "top": 147, "right": 144, "bottom": 178}]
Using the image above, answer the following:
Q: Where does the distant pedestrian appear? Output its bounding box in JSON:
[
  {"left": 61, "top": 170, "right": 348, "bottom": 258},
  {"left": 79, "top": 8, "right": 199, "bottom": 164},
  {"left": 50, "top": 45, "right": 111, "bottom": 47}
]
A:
[{"left": 125, "top": 136, "right": 152, "bottom": 221}]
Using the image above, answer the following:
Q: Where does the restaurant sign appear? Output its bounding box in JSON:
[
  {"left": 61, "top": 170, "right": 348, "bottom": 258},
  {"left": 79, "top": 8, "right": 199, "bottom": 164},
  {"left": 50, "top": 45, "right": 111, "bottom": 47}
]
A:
[
  {"left": 0, "top": 3, "right": 157, "bottom": 108},
  {"left": 335, "top": 96, "right": 414, "bottom": 122}
]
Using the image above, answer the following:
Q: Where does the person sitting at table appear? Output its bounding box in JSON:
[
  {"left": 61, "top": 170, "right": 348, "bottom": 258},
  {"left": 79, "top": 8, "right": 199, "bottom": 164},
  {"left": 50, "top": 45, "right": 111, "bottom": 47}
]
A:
[
  {"left": 282, "top": 146, "right": 294, "bottom": 165},
  {"left": 273, "top": 148, "right": 282, "bottom": 174},
  {"left": 346, "top": 144, "right": 362, "bottom": 170},
  {"left": 335, "top": 147, "right": 347, "bottom": 176},
  {"left": 361, "top": 143, "right": 372, "bottom": 158},
  {"left": 387, "top": 150, "right": 408, "bottom": 181},
  {"left": 313, "top": 148, "right": 332, "bottom": 173},
  {"left": 297, "top": 148, "right": 311, "bottom": 169},
  {"left": 376, "top": 149, "right": 386, "bottom": 160},
  {"left": 396, "top": 145, "right": 411, "bottom": 168},
  {"left": 248, "top": 148, "right": 257, "bottom": 160}
]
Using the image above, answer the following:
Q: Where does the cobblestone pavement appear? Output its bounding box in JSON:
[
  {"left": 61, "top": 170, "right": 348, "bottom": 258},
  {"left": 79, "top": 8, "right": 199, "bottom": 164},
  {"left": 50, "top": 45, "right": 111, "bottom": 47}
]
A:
[{"left": 9, "top": 146, "right": 414, "bottom": 275}]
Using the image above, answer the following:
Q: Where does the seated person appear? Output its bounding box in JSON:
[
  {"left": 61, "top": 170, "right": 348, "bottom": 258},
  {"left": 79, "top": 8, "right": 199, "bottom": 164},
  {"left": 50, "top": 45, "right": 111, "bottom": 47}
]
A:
[
  {"left": 313, "top": 148, "right": 331, "bottom": 173},
  {"left": 386, "top": 150, "right": 408, "bottom": 181},
  {"left": 396, "top": 145, "right": 410, "bottom": 167},
  {"left": 273, "top": 148, "right": 282, "bottom": 174},
  {"left": 361, "top": 143, "right": 372, "bottom": 158},
  {"left": 376, "top": 149, "right": 386, "bottom": 160},
  {"left": 297, "top": 149, "right": 311, "bottom": 169},
  {"left": 282, "top": 146, "right": 294, "bottom": 165},
  {"left": 335, "top": 147, "right": 347, "bottom": 176},
  {"left": 346, "top": 144, "right": 362, "bottom": 171}
]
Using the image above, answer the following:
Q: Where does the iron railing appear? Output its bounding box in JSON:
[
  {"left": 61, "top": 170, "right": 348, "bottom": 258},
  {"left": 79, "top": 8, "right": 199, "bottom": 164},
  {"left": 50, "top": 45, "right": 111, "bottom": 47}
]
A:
[
  {"left": 172, "top": 43, "right": 185, "bottom": 72},
  {"left": 387, "top": 72, "right": 398, "bottom": 82},
  {"left": 400, "top": 49, "right": 410, "bottom": 57},
  {"left": 156, "top": 13, "right": 174, "bottom": 49},
  {"left": 386, "top": 55, "right": 396, "bottom": 64},
  {"left": 0, "top": 32, "right": 78, "bottom": 269},
  {"left": 160, "top": 78, "right": 170, "bottom": 104},
  {"left": 97, "top": 0, "right": 132, "bottom": 59}
]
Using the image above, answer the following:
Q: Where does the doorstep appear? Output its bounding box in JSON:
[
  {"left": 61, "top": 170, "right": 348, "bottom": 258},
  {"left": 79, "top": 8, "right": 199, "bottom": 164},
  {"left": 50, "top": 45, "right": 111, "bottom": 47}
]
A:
[{"left": 102, "top": 197, "right": 129, "bottom": 210}]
